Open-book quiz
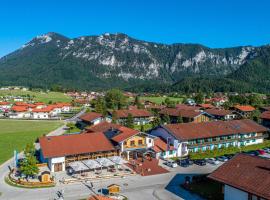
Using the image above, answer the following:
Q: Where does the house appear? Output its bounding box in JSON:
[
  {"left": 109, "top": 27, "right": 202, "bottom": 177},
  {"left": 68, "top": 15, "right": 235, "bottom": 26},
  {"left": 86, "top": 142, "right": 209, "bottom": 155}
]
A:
[
  {"left": 78, "top": 112, "right": 103, "bottom": 128},
  {"left": 205, "top": 97, "right": 227, "bottom": 106},
  {"left": 198, "top": 103, "right": 214, "bottom": 110},
  {"left": 9, "top": 106, "right": 30, "bottom": 119},
  {"left": 113, "top": 109, "right": 153, "bottom": 125},
  {"left": 86, "top": 121, "right": 155, "bottom": 160},
  {"left": 159, "top": 108, "right": 211, "bottom": 123},
  {"left": 39, "top": 132, "right": 117, "bottom": 172},
  {"left": 205, "top": 108, "right": 235, "bottom": 120},
  {"left": 31, "top": 107, "right": 53, "bottom": 119},
  {"left": 149, "top": 119, "right": 267, "bottom": 157},
  {"left": 54, "top": 102, "right": 72, "bottom": 113},
  {"left": 208, "top": 154, "right": 270, "bottom": 200},
  {"left": 260, "top": 111, "right": 270, "bottom": 128},
  {"left": 0, "top": 102, "right": 11, "bottom": 110},
  {"left": 260, "top": 106, "right": 270, "bottom": 113},
  {"left": 234, "top": 105, "right": 255, "bottom": 118},
  {"left": 152, "top": 137, "right": 176, "bottom": 159}
]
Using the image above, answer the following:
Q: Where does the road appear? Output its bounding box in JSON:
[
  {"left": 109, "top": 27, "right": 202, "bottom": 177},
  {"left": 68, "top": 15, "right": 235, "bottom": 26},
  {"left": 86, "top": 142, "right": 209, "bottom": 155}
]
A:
[{"left": 0, "top": 161, "right": 221, "bottom": 200}]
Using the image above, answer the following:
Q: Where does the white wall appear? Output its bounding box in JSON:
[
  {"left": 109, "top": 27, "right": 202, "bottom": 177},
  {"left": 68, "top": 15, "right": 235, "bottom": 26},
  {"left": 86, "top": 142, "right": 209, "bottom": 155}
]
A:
[
  {"left": 224, "top": 185, "right": 248, "bottom": 200},
  {"left": 146, "top": 137, "right": 154, "bottom": 148},
  {"left": 32, "top": 112, "right": 49, "bottom": 119},
  {"left": 49, "top": 157, "right": 65, "bottom": 172}
]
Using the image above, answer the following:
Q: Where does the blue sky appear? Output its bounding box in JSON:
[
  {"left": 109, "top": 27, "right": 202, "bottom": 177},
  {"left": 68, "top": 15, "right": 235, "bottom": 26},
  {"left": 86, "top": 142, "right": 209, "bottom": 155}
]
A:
[{"left": 1, "top": 0, "right": 270, "bottom": 57}]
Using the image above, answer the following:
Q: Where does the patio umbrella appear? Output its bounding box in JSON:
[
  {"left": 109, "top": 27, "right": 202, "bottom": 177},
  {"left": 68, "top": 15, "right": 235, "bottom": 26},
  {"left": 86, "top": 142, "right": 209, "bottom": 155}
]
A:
[
  {"left": 95, "top": 158, "right": 114, "bottom": 167},
  {"left": 69, "top": 161, "right": 88, "bottom": 172}
]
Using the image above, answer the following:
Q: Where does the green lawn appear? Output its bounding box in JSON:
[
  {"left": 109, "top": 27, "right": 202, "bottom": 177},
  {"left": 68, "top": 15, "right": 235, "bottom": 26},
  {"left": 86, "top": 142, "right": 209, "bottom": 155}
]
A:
[
  {"left": 140, "top": 96, "right": 183, "bottom": 104},
  {"left": 0, "top": 90, "right": 71, "bottom": 104},
  {"left": 0, "top": 120, "right": 63, "bottom": 165}
]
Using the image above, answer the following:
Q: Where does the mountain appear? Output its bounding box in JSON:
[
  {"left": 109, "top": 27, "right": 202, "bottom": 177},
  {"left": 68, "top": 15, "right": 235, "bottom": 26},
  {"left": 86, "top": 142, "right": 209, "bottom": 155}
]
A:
[{"left": 0, "top": 32, "right": 269, "bottom": 92}]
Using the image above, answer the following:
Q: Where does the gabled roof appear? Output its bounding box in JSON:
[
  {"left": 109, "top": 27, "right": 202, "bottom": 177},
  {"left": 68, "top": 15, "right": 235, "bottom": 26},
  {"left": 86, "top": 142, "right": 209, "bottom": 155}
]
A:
[
  {"left": 0, "top": 102, "right": 10, "bottom": 105},
  {"left": 260, "top": 111, "right": 270, "bottom": 120},
  {"left": 86, "top": 121, "right": 122, "bottom": 132},
  {"left": 152, "top": 137, "right": 174, "bottom": 153},
  {"left": 208, "top": 154, "right": 270, "bottom": 199},
  {"left": 11, "top": 106, "right": 28, "bottom": 112},
  {"left": 160, "top": 108, "right": 203, "bottom": 118},
  {"left": 79, "top": 112, "right": 103, "bottom": 122},
  {"left": 39, "top": 132, "right": 115, "bottom": 158},
  {"left": 14, "top": 102, "right": 29, "bottom": 106},
  {"left": 32, "top": 107, "right": 54, "bottom": 113},
  {"left": 198, "top": 104, "right": 214, "bottom": 109},
  {"left": 205, "top": 108, "right": 233, "bottom": 117},
  {"left": 164, "top": 119, "right": 267, "bottom": 141},
  {"left": 111, "top": 126, "right": 140, "bottom": 143},
  {"left": 114, "top": 109, "right": 152, "bottom": 118},
  {"left": 234, "top": 105, "right": 255, "bottom": 112}
]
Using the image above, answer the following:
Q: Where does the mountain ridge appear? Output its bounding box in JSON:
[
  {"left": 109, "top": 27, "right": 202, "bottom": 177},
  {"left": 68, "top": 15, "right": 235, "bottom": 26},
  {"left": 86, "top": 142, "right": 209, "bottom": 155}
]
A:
[{"left": 0, "top": 32, "right": 269, "bottom": 92}]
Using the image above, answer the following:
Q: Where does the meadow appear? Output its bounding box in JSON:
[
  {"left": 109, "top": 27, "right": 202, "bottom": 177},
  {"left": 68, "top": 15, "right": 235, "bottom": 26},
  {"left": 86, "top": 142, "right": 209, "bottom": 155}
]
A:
[
  {"left": 140, "top": 96, "right": 184, "bottom": 104},
  {"left": 0, "top": 90, "right": 71, "bottom": 103},
  {"left": 0, "top": 120, "right": 63, "bottom": 165}
]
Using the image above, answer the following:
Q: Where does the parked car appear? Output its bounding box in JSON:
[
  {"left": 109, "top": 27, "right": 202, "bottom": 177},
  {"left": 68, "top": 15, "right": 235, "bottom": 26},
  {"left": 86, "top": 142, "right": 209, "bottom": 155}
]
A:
[
  {"left": 193, "top": 159, "right": 206, "bottom": 166},
  {"left": 179, "top": 159, "right": 189, "bottom": 167},
  {"left": 164, "top": 160, "right": 178, "bottom": 168},
  {"left": 246, "top": 151, "right": 259, "bottom": 156},
  {"left": 257, "top": 149, "right": 266, "bottom": 155},
  {"left": 217, "top": 156, "right": 228, "bottom": 162},
  {"left": 224, "top": 154, "right": 234, "bottom": 160},
  {"left": 206, "top": 158, "right": 220, "bottom": 165}
]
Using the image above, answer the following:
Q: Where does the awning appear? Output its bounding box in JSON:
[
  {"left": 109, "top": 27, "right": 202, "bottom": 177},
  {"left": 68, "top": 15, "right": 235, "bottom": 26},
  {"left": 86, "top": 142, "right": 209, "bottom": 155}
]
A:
[
  {"left": 108, "top": 156, "right": 128, "bottom": 165},
  {"left": 68, "top": 161, "right": 88, "bottom": 172},
  {"left": 96, "top": 158, "right": 115, "bottom": 167},
  {"left": 82, "top": 159, "right": 102, "bottom": 169}
]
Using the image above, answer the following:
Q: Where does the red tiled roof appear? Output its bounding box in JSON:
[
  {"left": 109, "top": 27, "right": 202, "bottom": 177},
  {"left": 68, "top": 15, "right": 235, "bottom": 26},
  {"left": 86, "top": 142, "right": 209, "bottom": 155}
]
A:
[
  {"left": 234, "top": 105, "right": 255, "bottom": 112},
  {"left": 111, "top": 126, "right": 140, "bottom": 143},
  {"left": 14, "top": 102, "right": 29, "bottom": 106},
  {"left": 39, "top": 132, "right": 115, "bottom": 158},
  {"left": 160, "top": 108, "right": 203, "bottom": 118},
  {"left": 34, "top": 102, "right": 45, "bottom": 105},
  {"left": 54, "top": 102, "right": 71, "bottom": 108},
  {"left": 208, "top": 154, "right": 270, "bottom": 199},
  {"left": 175, "top": 104, "right": 201, "bottom": 110},
  {"left": 198, "top": 104, "right": 214, "bottom": 109},
  {"left": 115, "top": 109, "right": 152, "bottom": 118},
  {"left": 86, "top": 121, "right": 122, "bottom": 132},
  {"left": 260, "top": 111, "right": 270, "bottom": 120},
  {"left": 79, "top": 112, "right": 103, "bottom": 122},
  {"left": 32, "top": 107, "right": 54, "bottom": 113},
  {"left": 0, "top": 102, "right": 10, "bottom": 105},
  {"left": 164, "top": 119, "right": 267, "bottom": 141},
  {"left": 11, "top": 106, "right": 28, "bottom": 112},
  {"left": 262, "top": 106, "right": 270, "bottom": 111},
  {"left": 152, "top": 137, "right": 174, "bottom": 153},
  {"left": 205, "top": 108, "right": 233, "bottom": 117}
]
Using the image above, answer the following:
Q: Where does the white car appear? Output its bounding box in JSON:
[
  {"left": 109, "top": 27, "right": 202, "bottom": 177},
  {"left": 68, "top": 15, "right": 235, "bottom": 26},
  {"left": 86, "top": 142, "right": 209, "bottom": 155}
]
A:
[
  {"left": 217, "top": 156, "right": 228, "bottom": 162},
  {"left": 164, "top": 160, "right": 178, "bottom": 168},
  {"left": 206, "top": 158, "right": 220, "bottom": 165}
]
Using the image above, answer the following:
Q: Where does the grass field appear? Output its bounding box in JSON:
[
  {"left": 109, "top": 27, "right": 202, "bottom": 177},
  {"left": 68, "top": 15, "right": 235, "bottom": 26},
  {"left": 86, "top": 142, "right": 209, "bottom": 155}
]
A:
[
  {"left": 0, "top": 120, "right": 63, "bottom": 165},
  {"left": 0, "top": 90, "right": 71, "bottom": 103},
  {"left": 140, "top": 96, "right": 184, "bottom": 104}
]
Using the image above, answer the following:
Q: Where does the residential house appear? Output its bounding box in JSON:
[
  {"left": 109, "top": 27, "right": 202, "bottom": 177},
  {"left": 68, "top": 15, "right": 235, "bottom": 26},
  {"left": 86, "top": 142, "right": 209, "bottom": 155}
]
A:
[
  {"left": 208, "top": 154, "right": 270, "bottom": 200},
  {"left": 260, "top": 111, "right": 270, "bottom": 128},
  {"left": 234, "top": 105, "right": 256, "bottom": 118},
  {"left": 205, "top": 108, "right": 236, "bottom": 120},
  {"left": 152, "top": 137, "right": 176, "bottom": 159},
  {"left": 113, "top": 109, "right": 153, "bottom": 125},
  {"left": 159, "top": 108, "right": 210, "bottom": 123},
  {"left": 0, "top": 102, "right": 11, "bottom": 110},
  {"left": 198, "top": 103, "right": 215, "bottom": 110},
  {"left": 31, "top": 107, "right": 53, "bottom": 119},
  {"left": 78, "top": 112, "right": 104, "bottom": 128},
  {"left": 9, "top": 106, "right": 30, "bottom": 119},
  {"left": 149, "top": 119, "right": 267, "bottom": 157},
  {"left": 86, "top": 121, "right": 155, "bottom": 160}
]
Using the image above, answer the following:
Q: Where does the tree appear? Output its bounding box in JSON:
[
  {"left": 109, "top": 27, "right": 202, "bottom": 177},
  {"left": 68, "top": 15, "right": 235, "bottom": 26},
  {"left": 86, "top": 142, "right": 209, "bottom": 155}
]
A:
[
  {"left": 66, "top": 122, "right": 75, "bottom": 133},
  {"left": 95, "top": 97, "right": 107, "bottom": 116},
  {"left": 112, "top": 110, "right": 117, "bottom": 123},
  {"left": 105, "top": 89, "right": 127, "bottom": 110},
  {"left": 164, "top": 98, "right": 176, "bottom": 108},
  {"left": 140, "top": 125, "right": 145, "bottom": 132},
  {"left": 19, "top": 155, "right": 39, "bottom": 180},
  {"left": 126, "top": 113, "right": 134, "bottom": 128},
  {"left": 194, "top": 92, "right": 204, "bottom": 104},
  {"left": 250, "top": 110, "right": 261, "bottom": 122},
  {"left": 19, "top": 143, "right": 39, "bottom": 180},
  {"left": 135, "top": 96, "right": 143, "bottom": 109},
  {"left": 151, "top": 116, "right": 161, "bottom": 127},
  {"left": 177, "top": 115, "right": 183, "bottom": 123},
  {"left": 162, "top": 114, "right": 171, "bottom": 124}
]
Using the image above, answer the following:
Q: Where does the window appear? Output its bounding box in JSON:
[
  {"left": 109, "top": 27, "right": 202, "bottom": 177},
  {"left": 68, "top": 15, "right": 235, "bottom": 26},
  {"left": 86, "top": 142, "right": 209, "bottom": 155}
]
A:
[
  {"left": 130, "top": 141, "right": 135, "bottom": 146},
  {"left": 123, "top": 141, "right": 127, "bottom": 145},
  {"left": 169, "top": 150, "right": 173, "bottom": 155},
  {"left": 138, "top": 140, "right": 143, "bottom": 145},
  {"left": 148, "top": 139, "right": 152, "bottom": 143}
]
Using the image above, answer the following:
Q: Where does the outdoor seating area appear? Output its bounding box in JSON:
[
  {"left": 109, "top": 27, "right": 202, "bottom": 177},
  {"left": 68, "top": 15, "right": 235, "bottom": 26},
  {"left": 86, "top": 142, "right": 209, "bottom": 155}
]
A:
[{"left": 57, "top": 156, "right": 133, "bottom": 184}]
